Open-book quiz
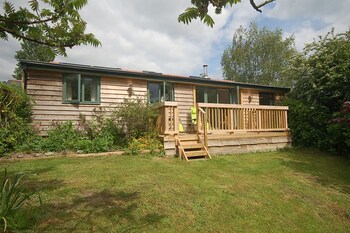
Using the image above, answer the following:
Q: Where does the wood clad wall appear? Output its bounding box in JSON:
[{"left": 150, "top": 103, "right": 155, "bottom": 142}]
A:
[
  {"left": 174, "top": 83, "right": 194, "bottom": 132},
  {"left": 101, "top": 77, "right": 147, "bottom": 105},
  {"left": 27, "top": 69, "right": 147, "bottom": 135},
  {"left": 240, "top": 89, "right": 259, "bottom": 105}
]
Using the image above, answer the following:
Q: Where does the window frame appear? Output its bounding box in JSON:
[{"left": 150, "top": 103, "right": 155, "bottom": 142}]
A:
[
  {"left": 62, "top": 73, "right": 101, "bottom": 105},
  {"left": 259, "top": 92, "right": 275, "bottom": 106},
  {"left": 147, "top": 81, "right": 174, "bottom": 103},
  {"left": 196, "top": 86, "right": 237, "bottom": 104}
]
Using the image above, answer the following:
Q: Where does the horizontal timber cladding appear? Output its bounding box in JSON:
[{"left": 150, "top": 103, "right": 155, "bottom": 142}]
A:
[
  {"left": 240, "top": 88, "right": 260, "bottom": 105},
  {"left": 162, "top": 132, "right": 292, "bottom": 156},
  {"left": 174, "top": 83, "right": 194, "bottom": 132},
  {"left": 27, "top": 69, "right": 148, "bottom": 135}
]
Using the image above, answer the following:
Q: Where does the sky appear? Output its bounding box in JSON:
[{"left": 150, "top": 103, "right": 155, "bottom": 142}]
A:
[{"left": 1, "top": 0, "right": 350, "bottom": 81}]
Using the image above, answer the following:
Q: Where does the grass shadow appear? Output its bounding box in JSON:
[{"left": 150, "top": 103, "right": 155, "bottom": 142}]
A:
[
  {"left": 0, "top": 167, "right": 65, "bottom": 231},
  {"left": 39, "top": 189, "right": 167, "bottom": 232},
  {"left": 279, "top": 148, "right": 350, "bottom": 194}
]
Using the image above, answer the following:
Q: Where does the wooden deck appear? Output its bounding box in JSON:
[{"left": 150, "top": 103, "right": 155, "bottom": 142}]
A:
[{"left": 157, "top": 102, "right": 291, "bottom": 158}]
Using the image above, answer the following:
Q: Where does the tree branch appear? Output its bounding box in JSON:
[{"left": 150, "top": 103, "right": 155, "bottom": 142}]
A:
[
  {"left": 0, "top": 16, "right": 57, "bottom": 25},
  {"left": 0, "top": 25, "right": 75, "bottom": 48},
  {"left": 250, "top": 0, "right": 276, "bottom": 13}
]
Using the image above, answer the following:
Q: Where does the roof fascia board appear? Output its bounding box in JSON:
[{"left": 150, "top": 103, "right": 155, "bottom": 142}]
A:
[{"left": 21, "top": 60, "right": 290, "bottom": 92}]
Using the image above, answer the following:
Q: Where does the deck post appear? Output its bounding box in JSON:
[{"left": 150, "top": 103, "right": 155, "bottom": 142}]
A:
[{"left": 204, "top": 108, "right": 208, "bottom": 148}]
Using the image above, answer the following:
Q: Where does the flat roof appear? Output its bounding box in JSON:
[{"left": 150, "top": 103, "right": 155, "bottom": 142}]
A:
[{"left": 20, "top": 60, "right": 290, "bottom": 92}]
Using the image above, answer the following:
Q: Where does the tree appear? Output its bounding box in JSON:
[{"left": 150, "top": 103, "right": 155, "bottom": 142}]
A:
[
  {"left": 284, "top": 29, "right": 350, "bottom": 155},
  {"left": 13, "top": 41, "right": 55, "bottom": 79},
  {"left": 178, "top": 0, "right": 275, "bottom": 27},
  {"left": 0, "top": 0, "right": 100, "bottom": 55},
  {"left": 221, "top": 22, "right": 297, "bottom": 86}
]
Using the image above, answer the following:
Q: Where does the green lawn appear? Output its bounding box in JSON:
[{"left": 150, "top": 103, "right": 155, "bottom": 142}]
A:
[{"left": 1, "top": 149, "right": 350, "bottom": 232}]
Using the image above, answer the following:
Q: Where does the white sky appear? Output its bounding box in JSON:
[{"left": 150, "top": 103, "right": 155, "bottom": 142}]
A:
[{"left": 1, "top": 0, "right": 350, "bottom": 81}]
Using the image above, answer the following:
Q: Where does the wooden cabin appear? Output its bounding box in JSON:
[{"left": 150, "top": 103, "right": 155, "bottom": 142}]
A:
[{"left": 21, "top": 60, "right": 291, "bottom": 159}]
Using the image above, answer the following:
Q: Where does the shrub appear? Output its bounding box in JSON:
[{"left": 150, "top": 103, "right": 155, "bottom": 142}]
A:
[
  {"left": 284, "top": 29, "right": 350, "bottom": 155},
  {"left": 0, "top": 83, "right": 33, "bottom": 155},
  {"left": 9, "top": 96, "right": 161, "bottom": 155},
  {"left": 42, "top": 121, "right": 81, "bottom": 152},
  {"left": 77, "top": 108, "right": 126, "bottom": 148},
  {"left": 126, "top": 132, "right": 163, "bottom": 156},
  {"left": 113, "top": 98, "right": 158, "bottom": 139}
]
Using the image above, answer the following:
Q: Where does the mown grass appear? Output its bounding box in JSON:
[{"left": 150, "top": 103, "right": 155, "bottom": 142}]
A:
[{"left": 1, "top": 149, "right": 350, "bottom": 232}]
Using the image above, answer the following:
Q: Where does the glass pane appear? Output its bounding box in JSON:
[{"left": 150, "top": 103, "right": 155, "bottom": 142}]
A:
[
  {"left": 207, "top": 88, "right": 217, "bottom": 103},
  {"left": 165, "top": 82, "right": 174, "bottom": 101},
  {"left": 148, "top": 83, "right": 160, "bottom": 103},
  {"left": 65, "top": 75, "right": 79, "bottom": 101},
  {"left": 218, "top": 89, "right": 230, "bottom": 104},
  {"left": 196, "top": 86, "right": 205, "bottom": 103},
  {"left": 230, "top": 87, "right": 238, "bottom": 104},
  {"left": 82, "top": 77, "right": 97, "bottom": 102},
  {"left": 259, "top": 92, "right": 274, "bottom": 105}
]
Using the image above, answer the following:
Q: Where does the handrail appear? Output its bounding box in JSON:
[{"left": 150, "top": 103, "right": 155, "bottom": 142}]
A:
[
  {"left": 196, "top": 106, "right": 208, "bottom": 148},
  {"left": 175, "top": 136, "right": 188, "bottom": 161}
]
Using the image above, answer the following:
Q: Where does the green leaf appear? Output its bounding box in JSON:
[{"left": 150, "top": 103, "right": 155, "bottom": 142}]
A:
[
  {"left": 29, "top": 0, "right": 39, "bottom": 11},
  {"left": 178, "top": 7, "right": 200, "bottom": 25},
  {"left": 3, "top": 1, "right": 15, "bottom": 14},
  {"left": 203, "top": 14, "right": 215, "bottom": 28}
]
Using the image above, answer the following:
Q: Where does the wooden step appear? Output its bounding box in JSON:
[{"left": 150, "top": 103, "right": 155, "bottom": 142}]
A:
[
  {"left": 186, "top": 150, "right": 207, "bottom": 157},
  {"left": 182, "top": 143, "right": 203, "bottom": 150},
  {"left": 181, "top": 140, "right": 200, "bottom": 145},
  {"left": 178, "top": 135, "right": 198, "bottom": 141}
]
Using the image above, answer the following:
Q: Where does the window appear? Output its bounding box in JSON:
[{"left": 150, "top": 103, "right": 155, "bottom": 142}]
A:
[
  {"left": 218, "top": 89, "right": 230, "bottom": 104},
  {"left": 63, "top": 74, "right": 100, "bottom": 104},
  {"left": 148, "top": 82, "right": 174, "bottom": 103},
  {"left": 196, "top": 87, "right": 236, "bottom": 104},
  {"left": 259, "top": 92, "right": 274, "bottom": 105}
]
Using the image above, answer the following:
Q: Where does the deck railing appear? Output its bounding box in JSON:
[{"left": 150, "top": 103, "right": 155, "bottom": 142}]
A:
[
  {"left": 156, "top": 101, "right": 179, "bottom": 135},
  {"left": 197, "top": 103, "right": 289, "bottom": 133},
  {"left": 157, "top": 102, "right": 289, "bottom": 135}
]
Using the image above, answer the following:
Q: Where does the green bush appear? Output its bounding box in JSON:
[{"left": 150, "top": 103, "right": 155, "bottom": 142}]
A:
[
  {"left": 42, "top": 121, "right": 81, "bottom": 152},
  {"left": 126, "top": 132, "right": 163, "bottom": 156},
  {"left": 113, "top": 98, "right": 158, "bottom": 139},
  {"left": 284, "top": 29, "right": 350, "bottom": 155},
  {"left": 0, "top": 83, "right": 33, "bottom": 155},
  {"left": 77, "top": 108, "right": 126, "bottom": 147},
  {"left": 10, "top": 96, "right": 161, "bottom": 155}
]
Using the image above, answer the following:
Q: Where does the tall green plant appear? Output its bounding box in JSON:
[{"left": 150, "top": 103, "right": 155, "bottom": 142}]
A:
[
  {"left": 0, "top": 83, "right": 33, "bottom": 155},
  {"left": 0, "top": 169, "right": 41, "bottom": 232}
]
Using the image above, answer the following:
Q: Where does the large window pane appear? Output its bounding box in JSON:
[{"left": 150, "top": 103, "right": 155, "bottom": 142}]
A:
[
  {"left": 164, "top": 82, "right": 174, "bottom": 101},
  {"left": 196, "top": 86, "right": 205, "bottom": 103},
  {"left": 148, "top": 82, "right": 160, "bottom": 103},
  {"left": 218, "top": 89, "right": 230, "bottom": 104},
  {"left": 65, "top": 75, "right": 79, "bottom": 101},
  {"left": 230, "top": 87, "right": 238, "bottom": 104},
  {"left": 207, "top": 88, "right": 217, "bottom": 103},
  {"left": 82, "top": 77, "right": 97, "bottom": 102},
  {"left": 259, "top": 92, "right": 274, "bottom": 105}
]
